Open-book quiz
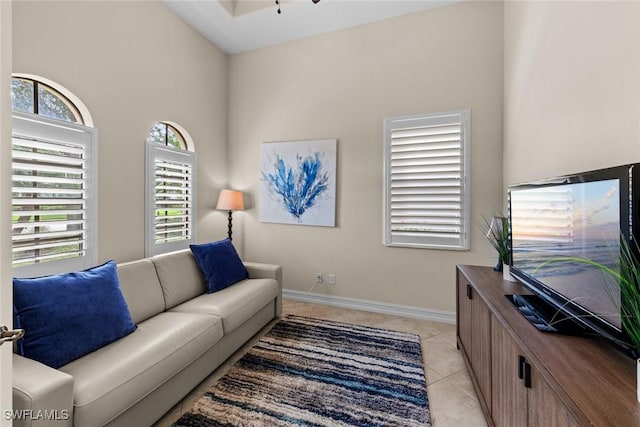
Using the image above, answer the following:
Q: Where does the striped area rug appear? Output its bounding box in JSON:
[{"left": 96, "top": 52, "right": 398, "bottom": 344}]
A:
[{"left": 174, "top": 315, "right": 431, "bottom": 426}]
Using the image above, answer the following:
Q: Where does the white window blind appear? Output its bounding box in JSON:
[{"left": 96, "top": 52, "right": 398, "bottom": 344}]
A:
[
  {"left": 383, "top": 110, "right": 470, "bottom": 250},
  {"left": 145, "top": 142, "right": 196, "bottom": 256},
  {"left": 12, "top": 112, "right": 97, "bottom": 277}
]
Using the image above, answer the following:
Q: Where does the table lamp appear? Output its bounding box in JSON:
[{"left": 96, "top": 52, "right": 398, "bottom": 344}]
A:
[{"left": 216, "top": 189, "right": 245, "bottom": 241}]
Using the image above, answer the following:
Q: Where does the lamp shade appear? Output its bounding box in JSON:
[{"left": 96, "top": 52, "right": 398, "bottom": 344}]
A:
[{"left": 216, "top": 189, "right": 245, "bottom": 211}]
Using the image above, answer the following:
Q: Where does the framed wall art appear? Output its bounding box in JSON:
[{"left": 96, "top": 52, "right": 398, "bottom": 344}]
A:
[{"left": 260, "top": 139, "right": 337, "bottom": 227}]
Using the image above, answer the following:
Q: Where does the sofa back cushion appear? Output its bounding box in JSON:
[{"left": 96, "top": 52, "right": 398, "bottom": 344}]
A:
[
  {"left": 151, "top": 249, "right": 207, "bottom": 309},
  {"left": 117, "top": 259, "right": 166, "bottom": 324}
]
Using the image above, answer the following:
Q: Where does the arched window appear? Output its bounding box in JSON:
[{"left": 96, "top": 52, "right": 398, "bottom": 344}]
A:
[
  {"left": 11, "top": 75, "right": 97, "bottom": 277},
  {"left": 147, "top": 122, "right": 187, "bottom": 150},
  {"left": 11, "top": 76, "right": 87, "bottom": 125},
  {"left": 145, "top": 122, "right": 196, "bottom": 256}
]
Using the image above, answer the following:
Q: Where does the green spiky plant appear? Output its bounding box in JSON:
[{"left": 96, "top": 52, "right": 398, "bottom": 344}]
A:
[
  {"left": 533, "top": 236, "right": 640, "bottom": 356},
  {"left": 613, "top": 237, "right": 640, "bottom": 356},
  {"left": 480, "top": 216, "right": 510, "bottom": 271}
]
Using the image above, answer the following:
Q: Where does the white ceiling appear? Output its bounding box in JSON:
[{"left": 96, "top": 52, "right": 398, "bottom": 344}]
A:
[{"left": 162, "top": 0, "right": 461, "bottom": 54}]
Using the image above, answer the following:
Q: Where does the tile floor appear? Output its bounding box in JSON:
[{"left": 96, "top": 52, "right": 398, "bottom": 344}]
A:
[{"left": 154, "top": 299, "right": 487, "bottom": 426}]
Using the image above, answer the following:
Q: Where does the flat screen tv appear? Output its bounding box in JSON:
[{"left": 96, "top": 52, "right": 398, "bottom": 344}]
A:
[{"left": 508, "top": 163, "right": 640, "bottom": 357}]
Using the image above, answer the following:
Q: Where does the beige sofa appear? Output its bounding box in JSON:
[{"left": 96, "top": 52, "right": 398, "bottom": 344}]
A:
[{"left": 12, "top": 249, "right": 282, "bottom": 427}]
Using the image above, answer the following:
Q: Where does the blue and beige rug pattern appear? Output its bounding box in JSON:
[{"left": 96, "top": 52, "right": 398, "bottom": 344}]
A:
[{"left": 174, "top": 315, "right": 431, "bottom": 426}]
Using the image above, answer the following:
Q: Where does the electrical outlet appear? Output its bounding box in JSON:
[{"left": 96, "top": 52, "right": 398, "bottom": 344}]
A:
[
  {"left": 315, "top": 273, "right": 323, "bottom": 284},
  {"left": 328, "top": 274, "right": 336, "bottom": 285}
]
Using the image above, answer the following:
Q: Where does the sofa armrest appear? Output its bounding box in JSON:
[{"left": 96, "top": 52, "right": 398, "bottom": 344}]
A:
[
  {"left": 244, "top": 262, "right": 283, "bottom": 315},
  {"left": 12, "top": 354, "right": 74, "bottom": 426}
]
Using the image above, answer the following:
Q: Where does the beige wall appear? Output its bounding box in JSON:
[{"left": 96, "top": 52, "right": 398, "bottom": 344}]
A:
[
  {"left": 504, "top": 1, "right": 640, "bottom": 186},
  {"left": 12, "top": 0, "right": 229, "bottom": 263},
  {"left": 228, "top": 1, "right": 504, "bottom": 313},
  {"left": 12, "top": 1, "right": 505, "bottom": 314},
  {"left": 8, "top": 0, "right": 640, "bottom": 315}
]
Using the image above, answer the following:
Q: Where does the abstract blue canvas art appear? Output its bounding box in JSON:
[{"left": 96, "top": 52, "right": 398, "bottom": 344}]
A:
[{"left": 260, "top": 139, "right": 337, "bottom": 226}]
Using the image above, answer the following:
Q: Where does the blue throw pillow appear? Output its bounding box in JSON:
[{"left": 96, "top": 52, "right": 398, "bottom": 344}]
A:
[
  {"left": 13, "top": 260, "right": 136, "bottom": 369},
  {"left": 190, "top": 239, "right": 249, "bottom": 293}
]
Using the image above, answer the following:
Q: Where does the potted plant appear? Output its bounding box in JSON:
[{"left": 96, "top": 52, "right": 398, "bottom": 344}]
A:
[
  {"left": 618, "top": 240, "right": 640, "bottom": 402},
  {"left": 592, "top": 239, "right": 640, "bottom": 401},
  {"left": 535, "top": 236, "right": 640, "bottom": 401},
  {"left": 481, "top": 216, "right": 515, "bottom": 281}
]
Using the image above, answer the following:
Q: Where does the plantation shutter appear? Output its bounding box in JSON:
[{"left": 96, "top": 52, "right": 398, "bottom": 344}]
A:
[
  {"left": 383, "top": 110, "right": 470, "bottom": 250},
  {"left": 145, "top": 142, "right": 196, "bottom": 256},
  {"left": 12, "top": 113, "right": 97, "bottom": 277}
]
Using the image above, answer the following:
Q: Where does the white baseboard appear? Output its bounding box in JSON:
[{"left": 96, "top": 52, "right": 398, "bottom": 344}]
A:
[{"left": 283, "top": 289, "right": 456, "bottom": 325}]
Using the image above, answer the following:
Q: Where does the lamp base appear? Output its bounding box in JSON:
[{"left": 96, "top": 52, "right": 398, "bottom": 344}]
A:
[{"left": 227, "top": 210, "right": 233, "bottom": 241}]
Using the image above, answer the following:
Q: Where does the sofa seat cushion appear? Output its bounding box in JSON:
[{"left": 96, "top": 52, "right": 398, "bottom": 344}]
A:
[
  {"left": 60, "top": 311, "right": 223, "bottom": 426},
  {"left": 170, "top": 278, "right": 278, "bottom": 334}
]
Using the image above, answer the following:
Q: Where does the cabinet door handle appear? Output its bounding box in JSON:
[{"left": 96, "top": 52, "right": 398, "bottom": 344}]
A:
[
  {"left": 466, "top": 284, "right": 473, "bottom": 299},
  {"left": 518, "top": 355, "right": 526, "bottom": 379},
  {"left": 523, "top": 362, "right": 532, "bottom": 388}
]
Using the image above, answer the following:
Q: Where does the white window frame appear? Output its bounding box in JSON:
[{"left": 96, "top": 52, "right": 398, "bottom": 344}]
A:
[
  {"left": 145, "top": 142, "right": 196, "bottom": 257},
  {"left": 383, "top": 109, "right": 470, "bottom": 250},
  {"left": 11, "top": 111, "right": 98, "bottom": 277}
]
